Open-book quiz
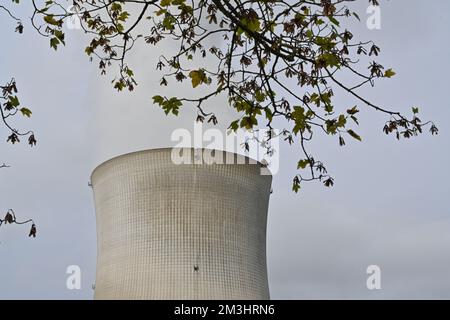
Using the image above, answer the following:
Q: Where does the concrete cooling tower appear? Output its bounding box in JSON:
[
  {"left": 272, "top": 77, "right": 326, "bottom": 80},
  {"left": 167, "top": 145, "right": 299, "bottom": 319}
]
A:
[{"left": 91, "top": 148, "right": 272, "bottom": 299}]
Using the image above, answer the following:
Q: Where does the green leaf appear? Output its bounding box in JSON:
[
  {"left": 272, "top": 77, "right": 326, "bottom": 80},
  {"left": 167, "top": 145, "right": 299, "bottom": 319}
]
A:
[
  {"left": 116, "top": 23, "right": 124, "bottom": 33},
  {"left": 324, "top": 103, "right": 334, "bottom": 113},
  {"left": 384, "top": 69, "right": 396, "bottom": 78},
  {"left": 328, "top": 16, "right": 340, "bottom": 26},
  {"left": 240, "top": 116, "right": 258, "bottom": 129},
  {"left": 113, "top": 80, "right": 125, "bottom": 91},
  {"left": 162, "top": 15, "right": 175, "bottom": 30},
  {"left": 43, "top": 15, "right": 61, "bottom": 26},
  {"left": 160, "top": 0, "right": 172, "bottom": 6},
  {"left": 346, "top": 106, "right": 359, "bottom": 115},
  {"left": 152, "top": 96, "right": 182, "bottom": 116},
  {"left": 255, "top": 91, "right": 265, "bottom": 102},
  {"left": 156, "top": 9, "right": 167, "bottom": 16},
  {"left": 188, "top": 70, "right": 208, "bottom": 88},
  {"left": 126, "top": 69, "right": 134, "bottom": 77},
  {"left": 53, "top": 30, "right": 65, "bottom": 45},
  {"left": 20, "top": 107, "right": 32, "bottom": 117},
  {"left": 317, "top": 53, "right": 340, "bottom": 68},
  {"left": 241, "top": 16, "right": 260, "bottom": 33},
  {"left": 347, "top": 129, "right": 362, "bottom": 141},
  {"left": 118, "top": 11, "right": 130, "bottom": 21},
  {"left": 264, "top": 107, "right": 273, "bottom": 121},
  {"left": 228, "top": 120, "right": 239, "bottom": 132},
  {"left": 291, "top": 106, "right": 307, "bottom": 134},
  {"left": 85, "top": 46, "right": 94, "bottom": 56},
  {"left": 50, "top": 37, "right": 60, "bottom": 50},
  {"left": 163, "top": 97, "right": 182, "bottom": 115},
  {"left": 297, "top": 159, "right": 309, "bottom": 169},
  {"left": 152, "top": 95, "right": 164, "bottom": 105},
  {"left": 9, "top": 95, "right": 20, "bottom": 107},
  {"left": 110, "top": 3, "right": 122, "bottom": 11},
  {"left": 292, "top": 178, "right": 301, "bottom": 193},
  {"left": 336, "top": 115, "right": 347, "bottom": 128}
]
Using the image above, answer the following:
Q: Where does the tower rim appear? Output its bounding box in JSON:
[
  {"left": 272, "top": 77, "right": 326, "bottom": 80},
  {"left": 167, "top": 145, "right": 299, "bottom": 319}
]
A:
[{"left": 91, "top": 147, "right": 273, "bottom": 181}]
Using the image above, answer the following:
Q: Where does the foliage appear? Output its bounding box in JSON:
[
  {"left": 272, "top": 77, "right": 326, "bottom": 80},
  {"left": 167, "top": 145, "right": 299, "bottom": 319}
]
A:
[
  {"left": 11, "top": 0, "right": 440, "bottom": 191},
  {"left": 0, "top": 210, "right": 37, "bottom": 238},
  {"left": 1, "top": 79, "right": 37, "bottom": 147},
  {"left": 1, "top": 2, "right": 38, "bottom": 238}
]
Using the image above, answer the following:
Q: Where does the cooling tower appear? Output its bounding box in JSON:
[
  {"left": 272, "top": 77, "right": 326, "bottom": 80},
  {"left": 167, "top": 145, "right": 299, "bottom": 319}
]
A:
[{"left": 91, "top": 148, "right": 272, "bottom": 299}]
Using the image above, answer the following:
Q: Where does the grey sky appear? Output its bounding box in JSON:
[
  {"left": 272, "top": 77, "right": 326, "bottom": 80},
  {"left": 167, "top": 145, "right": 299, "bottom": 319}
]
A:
[{"left": 1, "top": 0, "right": 449, "bottom": 299}]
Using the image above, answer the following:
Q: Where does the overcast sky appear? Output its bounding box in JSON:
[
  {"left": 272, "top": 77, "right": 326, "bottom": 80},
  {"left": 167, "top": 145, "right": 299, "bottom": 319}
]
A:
[{"left": 1, "top": 0, "right": 449, "bottom": 299}]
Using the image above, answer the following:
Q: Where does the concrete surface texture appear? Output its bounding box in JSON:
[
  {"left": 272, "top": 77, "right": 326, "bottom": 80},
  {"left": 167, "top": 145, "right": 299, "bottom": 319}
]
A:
[{"left": 91, "top": 148, "right": 272, "bottom": 299}]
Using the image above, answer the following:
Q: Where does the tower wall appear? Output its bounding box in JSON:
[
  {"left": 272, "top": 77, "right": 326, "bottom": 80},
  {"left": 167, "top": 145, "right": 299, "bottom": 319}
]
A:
[{"left": 91, "top": 148, "right": 272, "bottom": 299}]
